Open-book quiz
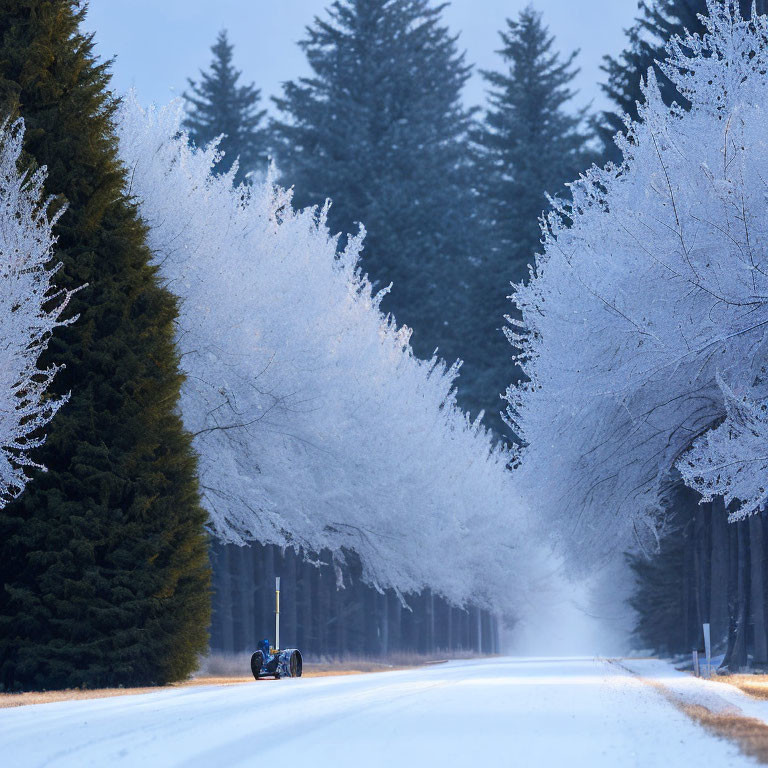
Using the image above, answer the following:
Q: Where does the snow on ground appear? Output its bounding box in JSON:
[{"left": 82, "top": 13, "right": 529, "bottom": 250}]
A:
[
  {"left": 623, "top": 657, "right": 768, "bottom": 722},
  {"left": 0, "top": 657, "right": 754, "bottom": 767}
]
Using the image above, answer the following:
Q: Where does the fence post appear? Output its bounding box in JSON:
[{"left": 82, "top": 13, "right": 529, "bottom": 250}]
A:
[{"left": 703, "top": 623, "right": 711, "bottom": 678}]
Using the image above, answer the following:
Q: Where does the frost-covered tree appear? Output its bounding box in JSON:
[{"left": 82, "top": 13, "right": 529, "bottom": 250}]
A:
[
  {"left": 599, "top": 0, "right": 766, "bottom": 160},
  {"left": 472, "top": 7, "right": 593, "bottom": 436},
  {"left": 117, "top": 94, "right": 539, "bottom": 615},
  {"left": 678, "top": 381, "right": 768, "bottom": 518},
  {"left": 508, "top": 1, "right": 768, "bottom": 562},
  {"left": 270, "top": 0, "right": 487, "bottom": 421},
  {"left": 183, "top": 30, "right": 268, "bottom": 184},
  {"left": 0, "top": 119, "right": 75, "bottom": 504}
]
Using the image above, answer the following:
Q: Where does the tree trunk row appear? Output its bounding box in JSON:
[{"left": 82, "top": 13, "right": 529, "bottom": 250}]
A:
[
  {"left": 655, "top": 487, "right": 768, "bottom": 672},
  {"left": 209, "top": 541, "right": 500, "bottom": 657}
]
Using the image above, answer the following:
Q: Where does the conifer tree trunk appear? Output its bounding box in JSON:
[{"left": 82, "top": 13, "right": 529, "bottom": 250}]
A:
[
  {"left": 319, "top": 561, "right": 333, "bottom": 652},
  {"left": 390, "top": 593, "right": 402, "bottom": 655},
  {"left": 710, "top": 498, "right": 730, "bottom": 651},
  {"left": 209, "top": 543, "right": 226, "bottom": 652},
  {"left": 326, "top": 573, "right": 340, "bottom": 657},
  {"left": 219, "top": 545, "right": 235, "bottom": 653},
  {"left": 761, "top": 511, "right": 768, "bottom": 663},
  {"left": 231, "top": 547, "right": 246, "bottom": 652},
  {"left": 750, "top": 515, "right": 768, "bottom": 664},
  {"left": 284, "top": 548, "right": 298, "bottom": 650},
  {"left": 724, "top": 522, "right": 750, "bottom": 670},
  {"left": 377, "top": 592, "right": 386, "bottom": 656},
  {"left": 297, "top": 559, "right": 310, "bottom": 652},
  {"left": 242, "top": 546, "right": 256, "bottom": 651},
  {"left": 334, "top": 583, "right": 346, "bottom": 658},
  {"left": 462, "top": 609, "right": 470, "bottom": 651},
  {"left": 363, "top": 588, "right": 376, "bottom": 656},
  {"left": 686, "top": 515, "right": 697, "bottom": 649},
  {"left": 309, "top": 563, "right": 320, "bottom": 651},
  {"left": 426, "top": 590, "right": 435, "bottom": 653}
]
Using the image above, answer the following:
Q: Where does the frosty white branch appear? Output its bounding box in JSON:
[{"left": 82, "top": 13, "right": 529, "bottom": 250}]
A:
[
  {"left": 507, "top": 0, "right": 768, "bottom": 562},
  {"left": 116, "top": 95, "right": 540, "bottom": 613},
  {"left": 0, "top": 118, "right": 79, "bottom": 506}
]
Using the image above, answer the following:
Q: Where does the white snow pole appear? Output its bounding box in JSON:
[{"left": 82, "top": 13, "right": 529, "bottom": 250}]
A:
[
  {"left": 275, "top": 577, "right": 281, "bottom": 651},
  {"left": 703, "top": 623, "right": 711, "bottom": 678}
]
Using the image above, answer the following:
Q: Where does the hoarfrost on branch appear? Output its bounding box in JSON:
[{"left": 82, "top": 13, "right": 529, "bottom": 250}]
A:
[
  {"left": 117, "top": 95, "right": 537, "bottom": 612},
  {"left": 508, "top": 1, "right": 768, "bottom": 560},
  {"left": 0, "top": 119, "right": 76, "bottom": 505}
]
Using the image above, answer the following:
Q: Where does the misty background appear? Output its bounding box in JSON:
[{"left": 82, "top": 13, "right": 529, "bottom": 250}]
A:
[{"left": 86, "top": 0, "right": 639, "bottom": 113}]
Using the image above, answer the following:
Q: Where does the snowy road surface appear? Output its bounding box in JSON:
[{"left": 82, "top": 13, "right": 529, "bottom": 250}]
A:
[{"left": 0, "top": 657, "right": 755, "bottom": 767}]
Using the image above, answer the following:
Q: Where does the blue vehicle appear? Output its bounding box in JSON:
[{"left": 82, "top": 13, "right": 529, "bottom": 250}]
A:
[
  {"left": 250, "top": 577, "right": 303, "bottom": 680},
  {"left": 250, "top": 638, "right": 303, "bottom": 680}
]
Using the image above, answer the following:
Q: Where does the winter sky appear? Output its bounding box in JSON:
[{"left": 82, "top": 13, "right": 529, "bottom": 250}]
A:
[{"left": 86, "top": 0, "right": 640, "bottom": 116}]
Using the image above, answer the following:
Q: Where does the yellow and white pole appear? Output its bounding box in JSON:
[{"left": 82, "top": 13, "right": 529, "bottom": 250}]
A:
[{"left": 275, "top": 576, "right": 281, "bottom": 652}]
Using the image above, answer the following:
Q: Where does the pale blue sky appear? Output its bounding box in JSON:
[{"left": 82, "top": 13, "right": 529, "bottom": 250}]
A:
[{"left": 85, "top": 1, "right": 640, "bottom": 115}]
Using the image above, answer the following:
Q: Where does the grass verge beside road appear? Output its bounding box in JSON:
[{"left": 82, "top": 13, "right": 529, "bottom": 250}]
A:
[{"left": 0, "top": 653, "right": 455, "bottom": 709}]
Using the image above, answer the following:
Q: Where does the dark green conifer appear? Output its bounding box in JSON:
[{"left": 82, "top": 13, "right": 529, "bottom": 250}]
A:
[
  {"left": 184, "top": 30, "right": 268, "bottom": 185},
  {"left": 270, "top": 0, "right": 485, "bottom": 420},
  {"left": 473, "top": 6, "right": 593, "bottom": 436},
  {"left": 0, "top": 0, "right": 210, "bottom": 691}
]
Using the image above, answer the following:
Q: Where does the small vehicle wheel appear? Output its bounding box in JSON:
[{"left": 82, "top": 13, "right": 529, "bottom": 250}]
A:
[
  {"left": 289, "top": 650, "right": 303, "bottom": 678},
  {"left": 250, "top": 650, "right": 264, "bottom": 680}
]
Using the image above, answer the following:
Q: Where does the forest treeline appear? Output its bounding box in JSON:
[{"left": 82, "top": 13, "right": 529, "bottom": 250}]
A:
[
  {"left": 184, "top": 1, "right": 592, "bottom": 659},
  {"left": 189, "top": 0, "right": 768, "bottom": 664},
  {"left": 211, "top": 542, "right": 500, "bottom": 658},
  {"left": 2, "top": 0, "right": 768, "bottom": 691}
]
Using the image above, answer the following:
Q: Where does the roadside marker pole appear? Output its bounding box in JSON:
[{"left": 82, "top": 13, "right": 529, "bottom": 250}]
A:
[
  {"left": 703, "top": 623, "right": 711, "bottom": 678},
  {"left": 692, "top": 649, "right": 700, "bottom": 677},
  {"left": 275, "top": 577, "right": 281, "bottom": 652}
]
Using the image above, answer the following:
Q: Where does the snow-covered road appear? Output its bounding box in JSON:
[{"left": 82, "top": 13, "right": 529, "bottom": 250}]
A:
[{"left": 0, "top": 657, "right": 755, "bottom": 767}]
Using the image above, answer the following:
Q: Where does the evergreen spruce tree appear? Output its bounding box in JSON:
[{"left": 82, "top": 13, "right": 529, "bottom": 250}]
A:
[
  {"left": 184, "top": 30, "right": 268, "bottom": 185},
  {"left": 0, "top": 1, "right": 210, "bottom": 691},
  {"left": 599, "top": 0, "right": 767, "bottom": 160},
  {"left": 474, "top": 6, "right": 593, "bottom": 436},
  {"left": 270, "top": 0, "right": 486, "bottom": 419}
]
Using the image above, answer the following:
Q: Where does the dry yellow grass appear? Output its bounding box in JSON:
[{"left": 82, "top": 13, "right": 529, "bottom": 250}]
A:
[
  {"left": 682, "top": 704, "right": 768, "bottom": 764},
  {"left": 0, "top": 662, "right": 409, "bottom": 709},
  {"left": 715, "top": 675, "right": 768, "bottom": 701},
  {"left": 610, "top": 661, "right": 768, "bottom": 765},
  {"left": 1, "top": 684, "right": 194, "bottom": 709}
]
